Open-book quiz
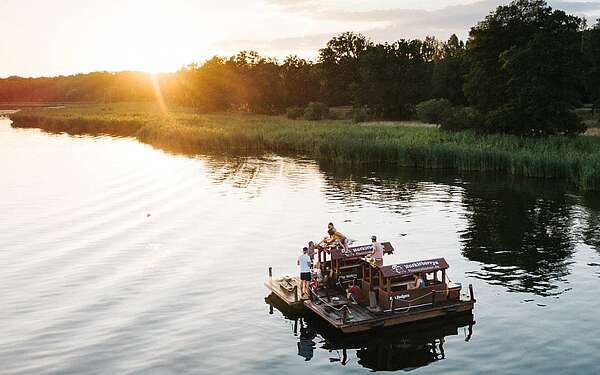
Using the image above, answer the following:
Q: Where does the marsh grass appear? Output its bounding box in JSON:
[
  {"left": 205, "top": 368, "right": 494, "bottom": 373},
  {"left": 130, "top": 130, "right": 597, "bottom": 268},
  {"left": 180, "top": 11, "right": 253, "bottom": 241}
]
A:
[{"left": 10, "top": 102, "right": 600, "bottom": 190}]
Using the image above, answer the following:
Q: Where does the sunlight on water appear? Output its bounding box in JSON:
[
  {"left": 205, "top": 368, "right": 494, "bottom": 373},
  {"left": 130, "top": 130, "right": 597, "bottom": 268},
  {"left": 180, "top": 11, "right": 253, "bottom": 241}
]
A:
[{"left": 1, "top": 118, "right": 599, "bottom": 374}]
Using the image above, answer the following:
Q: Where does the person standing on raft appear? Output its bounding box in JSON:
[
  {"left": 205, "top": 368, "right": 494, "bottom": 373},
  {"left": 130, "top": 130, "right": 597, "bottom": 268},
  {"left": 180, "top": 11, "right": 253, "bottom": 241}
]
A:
[
  {"left": 324, "top": 222, "right": 349, "bottom": 252},
  {"left": 298, "top": 247, "right": 312, "bottom": 298}
]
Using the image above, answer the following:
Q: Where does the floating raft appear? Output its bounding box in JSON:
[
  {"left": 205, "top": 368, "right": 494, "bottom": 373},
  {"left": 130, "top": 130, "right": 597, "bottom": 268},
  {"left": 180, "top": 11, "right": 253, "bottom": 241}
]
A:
[{"left": 266, "top": 250, "right": 476, "bottom": 333}]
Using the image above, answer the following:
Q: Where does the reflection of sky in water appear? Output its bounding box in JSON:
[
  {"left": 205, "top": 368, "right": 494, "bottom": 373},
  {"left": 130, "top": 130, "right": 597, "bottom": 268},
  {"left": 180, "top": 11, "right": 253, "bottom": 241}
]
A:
[{"left": 2, "top": 119, "right": 600, "bottom": 374}]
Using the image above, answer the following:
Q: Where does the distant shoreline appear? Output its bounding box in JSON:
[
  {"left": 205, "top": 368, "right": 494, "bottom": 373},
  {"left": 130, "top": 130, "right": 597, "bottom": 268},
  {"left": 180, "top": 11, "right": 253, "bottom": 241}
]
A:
[
  {"left": 8, "top": 102, "right": 600, "bottom": 191},
  {"left": 0, "top": 102, "right": 71, "bottom": 110}
]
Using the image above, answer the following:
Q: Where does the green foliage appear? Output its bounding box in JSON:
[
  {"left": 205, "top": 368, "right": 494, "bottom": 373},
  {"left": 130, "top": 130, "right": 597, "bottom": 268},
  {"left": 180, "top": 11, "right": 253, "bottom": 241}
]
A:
[
  {"left": 431, "top": 35, "right": 467, "bottom": 105},
  {"left": 464, "top": 0, "right": 585, "bottom": 135},
  {"left": 416, "top": 99, "right": 452, "bottom": 124},
  {"left": 303, "top": 102, "right": 329, "bottom": 121},
  {"left": 353, "top": 39, "right": 436, "bottom": 119},
  {"left": 351, "top": 106, "right": 371, "bottom": 123},
  {"left": 286, "top": 106, "right": 304, "bottom": 119},
  {"left": 582, "top": 22, "right": 600, "bottom": 104},
  {"left": 440, "top": 106, "right": 483, "bottom": 131},
  {"left": 318, "top": 32, "right": 372, "bottom": 106}
]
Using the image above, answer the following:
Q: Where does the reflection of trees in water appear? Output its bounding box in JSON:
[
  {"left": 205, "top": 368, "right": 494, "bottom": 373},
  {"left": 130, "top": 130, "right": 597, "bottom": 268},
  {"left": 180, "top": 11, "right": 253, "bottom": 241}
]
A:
[
  {"left": 581, "top": 193, "right": 600, "bottom": 252},
  {"left": 201, "top": 156, "right": 598, "bottom": 294},
  {"left": 318, "top": 166, "right": 588, "bottom": 297},
  {"left": 318, "top": 163, "right": 465, "bottom": 213},
  {"left": 199, "top": 155, "right": 319, "bottom": 199},
  {"left": 459, "top": 179, "right": 576, "bottom": 296}
]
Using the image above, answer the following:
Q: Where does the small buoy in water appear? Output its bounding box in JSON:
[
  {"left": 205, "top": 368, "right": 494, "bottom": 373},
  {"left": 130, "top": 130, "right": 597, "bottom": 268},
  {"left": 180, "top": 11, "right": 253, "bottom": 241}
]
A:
[{"left": 147, "top": 213, "right": 151, "bottom": 217}]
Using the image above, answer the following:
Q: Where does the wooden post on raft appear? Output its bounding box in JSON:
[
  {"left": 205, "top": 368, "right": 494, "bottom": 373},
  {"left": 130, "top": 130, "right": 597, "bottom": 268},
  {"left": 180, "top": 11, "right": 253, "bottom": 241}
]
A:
[
  {"left": 268, "top": 267, "right": 272, "bottom": 283},
  {"left": 294, "top": 285, "right": 299, "bottom": 302},
  {"left": 469, "top": 284, "right": 474, "bottom": 301},
  {"left": 389, "top": 297, "right": 394, "bottom": 313},
  {"left": 342, "top": 306, "right": 348, "bottom": 323}
]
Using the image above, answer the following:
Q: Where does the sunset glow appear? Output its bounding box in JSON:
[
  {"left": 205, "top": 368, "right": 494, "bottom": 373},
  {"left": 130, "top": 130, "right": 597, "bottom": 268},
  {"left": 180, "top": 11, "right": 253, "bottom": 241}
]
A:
[{"left": 0, "top": 0, "right": 599, "bottom": 77}]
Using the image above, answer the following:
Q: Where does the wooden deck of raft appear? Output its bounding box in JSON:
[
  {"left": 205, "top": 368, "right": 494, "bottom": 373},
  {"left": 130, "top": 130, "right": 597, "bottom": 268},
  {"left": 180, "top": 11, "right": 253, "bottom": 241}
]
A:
[
  {"left": 264, "top": 276, "right": 306, "bottom": 308},
  {"left": 265, "top": 276, "right": 474, "bottom": 333},
  {"left": 305, "top": 296, "right": 475, "bottom": 333}
]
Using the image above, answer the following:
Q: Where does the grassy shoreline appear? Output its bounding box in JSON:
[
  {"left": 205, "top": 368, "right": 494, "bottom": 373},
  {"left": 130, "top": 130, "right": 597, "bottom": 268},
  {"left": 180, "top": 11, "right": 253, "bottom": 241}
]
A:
[{"left": 8, "top": 102, "right": 600, "bottom": 190}]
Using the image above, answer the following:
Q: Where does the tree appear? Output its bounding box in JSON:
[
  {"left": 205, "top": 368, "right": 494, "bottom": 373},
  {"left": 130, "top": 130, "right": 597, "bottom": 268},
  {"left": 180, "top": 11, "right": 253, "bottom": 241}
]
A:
[
  {"left": 318, "top": 32, "right": 372, "bottom": 105},
  {"left": 582, "top": 19, "right": 600, "bottom": 110},
  {"left": 281, "top": 55, "right": 320, "bottom": 107},
  {"left": 464, "top": 0, "right": 585, "bottom": 135},
  {"left": 431, "top": 34, "right": 467, "bottom": 105},
  {"left": 353, "top": 39, "right": 433, "bottom": 119}
]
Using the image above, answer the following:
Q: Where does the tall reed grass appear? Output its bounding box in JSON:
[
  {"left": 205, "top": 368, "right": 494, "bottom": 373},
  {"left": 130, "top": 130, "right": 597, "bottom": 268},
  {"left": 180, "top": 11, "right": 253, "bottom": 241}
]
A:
[{"left": 9, "top": 102, "right": 600, "bottom": 190}]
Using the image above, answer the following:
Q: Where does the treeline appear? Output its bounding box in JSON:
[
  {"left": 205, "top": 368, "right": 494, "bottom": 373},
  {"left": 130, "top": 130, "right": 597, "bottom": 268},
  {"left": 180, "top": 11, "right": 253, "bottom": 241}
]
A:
[
  {"left": 1, "top": 0, "right": 600, "bottom": 135},
  {"left": 0, "top": 71, "right": 179, "bottom": 103}
]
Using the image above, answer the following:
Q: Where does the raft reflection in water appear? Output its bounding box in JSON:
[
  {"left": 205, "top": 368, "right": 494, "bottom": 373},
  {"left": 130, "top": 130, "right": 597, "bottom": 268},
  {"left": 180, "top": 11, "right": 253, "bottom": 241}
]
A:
[{"left": 266, "top": 294, "right": 475, "bottom": 372}]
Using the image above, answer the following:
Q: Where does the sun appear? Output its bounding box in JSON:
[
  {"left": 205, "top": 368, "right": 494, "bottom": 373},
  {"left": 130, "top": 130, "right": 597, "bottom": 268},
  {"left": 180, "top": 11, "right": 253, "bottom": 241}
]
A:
[{"left": 99, "top": 1, "right": 207, "bottom": 74}]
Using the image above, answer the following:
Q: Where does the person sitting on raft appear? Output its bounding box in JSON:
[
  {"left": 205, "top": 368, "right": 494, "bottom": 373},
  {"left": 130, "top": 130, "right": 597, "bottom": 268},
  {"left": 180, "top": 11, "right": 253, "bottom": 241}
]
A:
[
  {"left": 323, "top": 222, "right": 349, "bottom": 252},
  {"left": 411, "top": 273, "right": 426, "bottom": 289},
  {"left": 346, "top": 280, "right": 364, "bottom": 304}
]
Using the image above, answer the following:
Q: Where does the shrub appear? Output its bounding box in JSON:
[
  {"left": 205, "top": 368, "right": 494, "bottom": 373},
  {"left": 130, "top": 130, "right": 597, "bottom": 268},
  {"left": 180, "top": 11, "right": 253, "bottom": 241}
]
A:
[
  {"left": 286, "top": 106, "right": 303, "bottom": 119},
  {"left": 303, "top": 102, "right": 329, "bottom": 121},
  {"left": 352, "top": 106, "right": 371, "bottom": 123},
  {"left": 440, "top": 106, "right": 483, "bottom": 131},
  {"left": 416, "top": 99, "right": 452, "bottom": 124}
]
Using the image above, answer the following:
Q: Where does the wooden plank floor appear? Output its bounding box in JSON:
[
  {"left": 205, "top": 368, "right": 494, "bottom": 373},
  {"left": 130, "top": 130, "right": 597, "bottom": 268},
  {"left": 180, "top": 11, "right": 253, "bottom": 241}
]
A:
[
  {"left": 264, "top": 276, "right": 306, "bottom": 307},
  {"left": 305, "top": 298, "right": 475, "bottom": 333}
]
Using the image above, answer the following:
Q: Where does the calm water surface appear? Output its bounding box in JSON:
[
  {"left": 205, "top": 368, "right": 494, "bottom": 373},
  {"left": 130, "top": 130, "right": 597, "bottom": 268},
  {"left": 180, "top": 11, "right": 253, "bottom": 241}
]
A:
[{"left": 1, "top": 118, "right": 599, "bottom": 374}]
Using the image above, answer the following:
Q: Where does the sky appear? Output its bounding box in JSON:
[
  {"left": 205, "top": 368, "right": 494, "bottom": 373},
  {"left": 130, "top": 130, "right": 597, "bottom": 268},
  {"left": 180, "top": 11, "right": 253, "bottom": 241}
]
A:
[{"left": 1, "top": 0, "right": 599, "bottom": 77}]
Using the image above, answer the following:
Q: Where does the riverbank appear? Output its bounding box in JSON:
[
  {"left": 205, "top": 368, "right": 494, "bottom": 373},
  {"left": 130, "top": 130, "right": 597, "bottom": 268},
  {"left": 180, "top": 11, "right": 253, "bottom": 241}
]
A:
[{"left": 8, "top": 102, "right": 600, "bottom": 190}]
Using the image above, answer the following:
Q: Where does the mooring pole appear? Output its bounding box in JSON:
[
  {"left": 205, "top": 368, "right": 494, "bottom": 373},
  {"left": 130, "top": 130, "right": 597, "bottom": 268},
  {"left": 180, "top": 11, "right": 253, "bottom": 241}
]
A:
[
  {"left": 469, "top": 284, "right": 474, "bottom": 301},
  {"left": 268, "top": 267, "right": 272, "bottom": 286}
]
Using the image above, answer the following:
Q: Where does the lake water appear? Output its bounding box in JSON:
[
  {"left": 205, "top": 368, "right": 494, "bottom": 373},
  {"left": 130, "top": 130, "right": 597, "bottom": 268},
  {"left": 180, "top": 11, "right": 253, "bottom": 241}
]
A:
[{"left": 1, "top": 117, "right": 599, "bottom": 374}]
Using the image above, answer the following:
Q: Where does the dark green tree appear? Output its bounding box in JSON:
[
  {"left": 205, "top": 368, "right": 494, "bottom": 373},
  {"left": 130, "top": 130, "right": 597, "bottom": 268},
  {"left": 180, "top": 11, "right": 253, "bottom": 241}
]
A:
[
  {"left": 464, "top": 0, "right": 585, "bottom": 135},
  {"left": 354, "top": 39, "right": 433, "bottom": 119},
  {"left": 281, "top": 55, "right": 320, "bottom": 107},
  {"left": 431, "top": 34, "right": 467, "bottom": 105},
  {"left": 318, "top": 32, "right": 372, "bottom": 105},
  {"left": 582, "top": 19, "right": 600, "bottom": 110}
]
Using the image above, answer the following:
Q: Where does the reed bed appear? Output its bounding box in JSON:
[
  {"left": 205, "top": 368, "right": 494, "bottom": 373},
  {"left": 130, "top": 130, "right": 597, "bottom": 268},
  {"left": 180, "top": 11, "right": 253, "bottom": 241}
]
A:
[{"left": 9, "top": 102, "right": 600, "bottom": 190}]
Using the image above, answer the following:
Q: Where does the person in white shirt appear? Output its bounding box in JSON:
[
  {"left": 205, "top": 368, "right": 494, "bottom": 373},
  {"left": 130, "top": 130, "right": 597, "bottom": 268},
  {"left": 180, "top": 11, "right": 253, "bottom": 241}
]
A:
[
  {"left": 297, "top": 247, "right": 312, "bottom": 297},
  {"left": 369, "top": 235, "right": 384, "bottom": 266}
]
